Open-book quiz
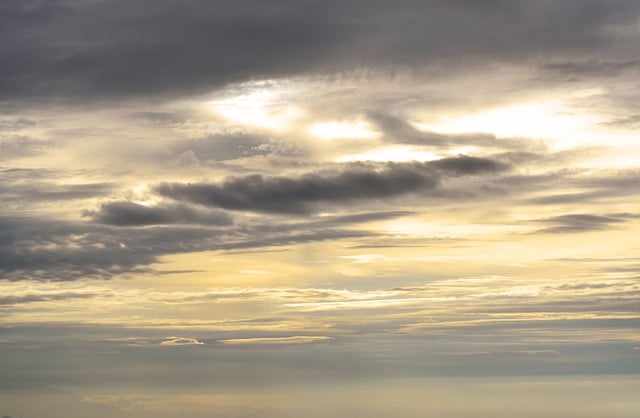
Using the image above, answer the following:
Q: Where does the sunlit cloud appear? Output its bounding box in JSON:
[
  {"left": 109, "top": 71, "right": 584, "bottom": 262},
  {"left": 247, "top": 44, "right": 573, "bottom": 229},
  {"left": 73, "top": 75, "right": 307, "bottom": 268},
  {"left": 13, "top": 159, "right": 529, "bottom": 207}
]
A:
[
  {"left": 160, "top": 336, "right": 205, "bottom": 346},
  {"left": 219, "top": 336, "right": 331, "bottom": 345}
]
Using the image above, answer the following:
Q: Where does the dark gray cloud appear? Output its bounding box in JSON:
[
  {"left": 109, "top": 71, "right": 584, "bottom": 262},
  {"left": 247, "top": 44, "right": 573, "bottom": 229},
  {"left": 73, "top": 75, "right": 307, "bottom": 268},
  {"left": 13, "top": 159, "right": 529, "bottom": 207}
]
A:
[
  {"left": 0, "top": 208, "right": 410, "bottom": 280},
  {"left": 156, "top": 157, "right": 507, "bottom": 214},
  {"left": 541, "top": 60, "right": 640, "bottom": 80},
  {"left": 0, "top": 291, "right": 105, "bottom": 306},
  {"left": 0, "top": 178, "right": 115, "bottom": 210},
  {"left": 2, "top": 0, "right": 639, "bottom": 102},
  {"left": 85, "top": 201, "right": 234, "bottom": 227},
  {"left": 0, "top": 169, "right": 119, "bottom": 211},
  {"left": 428, "top": 155, "right": 506, "bottom": 175},
  {"left": 3, "top": 182, "right": 115, "bottom": 201},
  {"left": 0, "top": 216, "right": 191, "bottom": 281},
  {"left": 527, "top": 191, "right": 604, "bottom": 206},
  {"left": 533, "top": 213, "right": 636, "bottom": 234},
  {"left": 168, "top": 133, "right": 303, "bottom": 164}
]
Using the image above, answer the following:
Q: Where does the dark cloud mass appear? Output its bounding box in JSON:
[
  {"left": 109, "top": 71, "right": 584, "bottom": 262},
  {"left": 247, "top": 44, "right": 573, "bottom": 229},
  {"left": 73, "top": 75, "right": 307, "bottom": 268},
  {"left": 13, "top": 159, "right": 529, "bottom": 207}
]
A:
[
  {"left": 1, "top": 0, "right": 639, "bottom": 102},
  {"left": 0, "top": 216, "right": 174, "bottom": 280},
  {"left": 86, "top": 201, "right": 234, "bottom": 226},
  {"left": 0, "top": 208, "right": 403, "bottom": 280},
  {"left": 156, "top": 157, "right": 507, "bottom": 214}
]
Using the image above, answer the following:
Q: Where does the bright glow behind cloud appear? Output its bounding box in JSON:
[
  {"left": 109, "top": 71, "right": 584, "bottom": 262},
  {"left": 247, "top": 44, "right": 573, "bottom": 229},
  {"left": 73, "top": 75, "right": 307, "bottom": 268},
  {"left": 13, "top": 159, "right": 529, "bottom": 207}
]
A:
[
  {"left": 308, "top": 120, "right": 379, "bottom": 140},
  {"left": 415, "top": 101, "right": 596, "bottom": 143},
  {"left": 337, "top": 145, "right": 439, "bottom": 162},
  {"left": 210, "top": 81, "right": 305, "bottom": 131}
]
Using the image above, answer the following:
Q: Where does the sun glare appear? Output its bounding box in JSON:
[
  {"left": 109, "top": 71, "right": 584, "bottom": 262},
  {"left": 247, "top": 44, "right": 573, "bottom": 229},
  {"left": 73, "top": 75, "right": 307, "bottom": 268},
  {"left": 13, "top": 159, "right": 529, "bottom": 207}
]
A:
[
  {"left": 415, "top": 101, "right": 595, "bottom": 141},
  {"left": 210, "top": 83, "right": 304, "bottom": 131},
  {"left": 130, "top": 183, "right": 159, "bottom": 206}
]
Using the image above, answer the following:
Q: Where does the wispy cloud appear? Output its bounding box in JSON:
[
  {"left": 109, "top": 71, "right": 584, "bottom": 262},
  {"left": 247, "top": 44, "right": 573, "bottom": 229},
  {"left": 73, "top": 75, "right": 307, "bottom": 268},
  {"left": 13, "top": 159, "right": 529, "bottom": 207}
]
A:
[{"left": 219, "top": 336, "right": 331, "bottom": 345}]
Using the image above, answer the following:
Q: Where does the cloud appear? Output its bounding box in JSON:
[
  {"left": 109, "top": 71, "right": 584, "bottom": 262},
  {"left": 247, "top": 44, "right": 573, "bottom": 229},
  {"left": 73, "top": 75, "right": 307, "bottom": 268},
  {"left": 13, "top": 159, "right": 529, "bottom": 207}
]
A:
[
  {"left": 366, "top": 111, "right": 546, "bottom": 152},
  {"left": 533, "top": 213, "right": 636, "bottom": 234},
  {"left": 0, "top": 291, "right": 103, "bottom": 306},
  {"left": 542, "top": 60, "right": 639, "bottom": 80},
  {"left": 160, "top": 337, "right": 205, "bottom": 346},
  {"left": 132, "top": 111, "right": 185, "bottom": 124},
  {"left": 168, "top": 133, "right": 304, "bottom": 163},
  {"left": 219, "top": 336, "right": 331, "bottom": 345},
  {"left": 85, "top": 201, "right": 234, "bottom": 227},
  {"left": 0, "top": 206, "right": 408, "bottom": 281},
  {"left": 604, "top": 113, "right": 640, "bottom": 128},
  {"left": 0, "top": 215, "right": 218, "bottom": 281},
  {"left": 0, "top": 136, "right": 49, "bottom": 160},
  {"left": 309, "top": 210, "right": 415, "bottom": 227},
  {"left": 211, "top": 229, "right": 374, "bottom": 252},
  {"left": 443, "top": 349, "right": 560, "bottom": 357},
  {"left": 510, "top": 169, "right": 640, "bottom": 206},
  {"left": 2, "top": 0, "right": 640, "bottom": 400},
  {"left": 3, "top": 0, "right": 640, "bottom": 103},
  {"left": 156, "top": 157, "right": 507, "bottom": 214},
  {"left": 1, "top": 181, "right": 115, "bottom": 203},
  {"left": 0, "top": 168, "right": 116, "bottom": 207},
  {"left": 165, "top": 140, "right": 302, "bottom": 170},
  {"left": 428, "top": 155, "right": 506, "bottom": 175}
]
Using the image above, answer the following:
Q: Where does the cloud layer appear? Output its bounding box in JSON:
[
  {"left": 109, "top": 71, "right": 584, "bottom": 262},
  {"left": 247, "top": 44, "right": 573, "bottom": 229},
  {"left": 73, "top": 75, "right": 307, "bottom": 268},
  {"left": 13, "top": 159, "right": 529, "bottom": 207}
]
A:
[
  {"left": 156, "top": 157, "right": 506, "bottom": 214},
  {"left": 1, "top": 1, "right": 640, "bottom": 415},
  {"left": 2, "top": 0, "right": 640, "bottom": 103}
]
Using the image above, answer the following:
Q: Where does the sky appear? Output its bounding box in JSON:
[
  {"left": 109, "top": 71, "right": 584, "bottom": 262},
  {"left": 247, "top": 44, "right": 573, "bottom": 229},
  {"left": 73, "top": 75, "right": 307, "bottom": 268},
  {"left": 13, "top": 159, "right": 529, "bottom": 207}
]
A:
[{"left": 1, "top": 0, "right": 640, "bottom": 417}]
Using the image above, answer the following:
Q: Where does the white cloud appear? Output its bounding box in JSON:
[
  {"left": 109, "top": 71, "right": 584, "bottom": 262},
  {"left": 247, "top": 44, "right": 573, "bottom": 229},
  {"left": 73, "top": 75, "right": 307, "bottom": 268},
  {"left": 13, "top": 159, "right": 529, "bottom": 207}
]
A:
[
  {"left": 218, "top": 336, "right": 331, "bottom": 345},
  {"left": 160, "top": 337, "right": 205, "bottom": 346}
]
